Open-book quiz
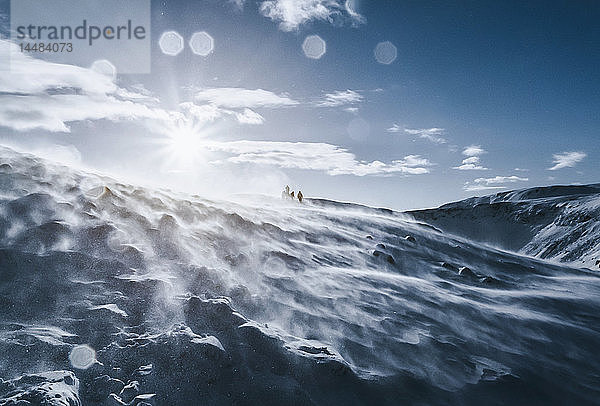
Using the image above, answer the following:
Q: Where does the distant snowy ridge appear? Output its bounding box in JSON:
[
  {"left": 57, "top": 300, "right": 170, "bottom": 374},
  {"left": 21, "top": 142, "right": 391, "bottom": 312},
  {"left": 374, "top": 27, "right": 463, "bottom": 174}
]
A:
[{"left": 409, "top": 184, "right": 600, "bottom": 269}]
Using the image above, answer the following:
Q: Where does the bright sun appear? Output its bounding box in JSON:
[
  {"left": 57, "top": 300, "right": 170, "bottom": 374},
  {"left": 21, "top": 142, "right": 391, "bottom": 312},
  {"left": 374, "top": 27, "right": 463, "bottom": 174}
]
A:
[{"left": 159, "top": 121, "right": 208, "bottom": 169}]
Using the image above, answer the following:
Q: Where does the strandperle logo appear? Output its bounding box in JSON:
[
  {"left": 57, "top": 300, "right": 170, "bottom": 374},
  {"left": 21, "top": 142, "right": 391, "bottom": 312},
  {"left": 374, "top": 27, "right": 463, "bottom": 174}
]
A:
[
  {"left": 10, "top": 0, "right": 151, "bottom": 74},
  {"left": 15, "top": 20, "right": 147, "bottom": 46}
]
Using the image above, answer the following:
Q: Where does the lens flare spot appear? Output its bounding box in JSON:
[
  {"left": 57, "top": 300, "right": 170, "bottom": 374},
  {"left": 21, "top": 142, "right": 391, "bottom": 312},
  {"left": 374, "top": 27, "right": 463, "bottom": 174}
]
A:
[
  {"left": 159, "top": 31, "right": 184, "bottom": 56},
  {"left": 374, "top": 41, "right": 397, "bottom": 65},
  {"left": 69, "top": 345, "right": 96, "bottom": 370},
  {"left": 347, "top": 117, "right": 370, "bottom": 141},
  {"left": 90, "top": 59, "right": 117, "bottom": 80},
  {"left": 302, "top": 35, "right": 326, "bottom": 59},
  {"left": 189, "top": 31, "right": 214, "bottom": 56}
]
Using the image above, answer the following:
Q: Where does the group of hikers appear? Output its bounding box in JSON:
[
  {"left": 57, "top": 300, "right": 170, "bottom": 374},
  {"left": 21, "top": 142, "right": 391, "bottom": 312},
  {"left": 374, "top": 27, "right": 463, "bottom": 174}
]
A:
[{"left": 282, "top": 185, "right": 303, "bottom": 202}]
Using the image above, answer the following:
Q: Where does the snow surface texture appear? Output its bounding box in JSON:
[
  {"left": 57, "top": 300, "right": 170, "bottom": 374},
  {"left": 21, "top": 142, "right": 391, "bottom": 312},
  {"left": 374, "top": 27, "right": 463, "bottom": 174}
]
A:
[{"left": 0, "top": 146, "right": 599, "bottom": 405}]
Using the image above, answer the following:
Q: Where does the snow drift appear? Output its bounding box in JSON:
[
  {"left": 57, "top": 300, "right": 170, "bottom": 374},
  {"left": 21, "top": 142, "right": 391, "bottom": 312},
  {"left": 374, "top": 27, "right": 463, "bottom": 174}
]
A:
[{"left": 0, "top": 146, "right": 599, "bottom": 405}]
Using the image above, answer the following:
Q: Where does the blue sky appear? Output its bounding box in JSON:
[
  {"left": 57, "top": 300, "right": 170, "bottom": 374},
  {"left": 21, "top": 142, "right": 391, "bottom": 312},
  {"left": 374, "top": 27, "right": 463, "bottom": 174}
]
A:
[{"left": 0, "top": 0, "right": 598, "bottom": 209}]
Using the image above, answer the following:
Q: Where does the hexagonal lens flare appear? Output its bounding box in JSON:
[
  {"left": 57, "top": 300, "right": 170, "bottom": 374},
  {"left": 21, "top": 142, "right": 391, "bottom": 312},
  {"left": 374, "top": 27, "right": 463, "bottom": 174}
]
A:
[
  {"left": 69, "top": 345, "right": 96, "bottom": 370},
  {"left": 90, "top": 59, "right": 117, "bottom": 80},
  {"left": 189, "top": 31, "right": 215, "bottom": 56},
  {"left": 159, "top": 31, "right": 184, "bottom": 56},
  {"left": 302, "top": 35, "right": 326, "bottom": 59},
  {"left": 374, "top": 41, "right": 397, "bottom": 65}
]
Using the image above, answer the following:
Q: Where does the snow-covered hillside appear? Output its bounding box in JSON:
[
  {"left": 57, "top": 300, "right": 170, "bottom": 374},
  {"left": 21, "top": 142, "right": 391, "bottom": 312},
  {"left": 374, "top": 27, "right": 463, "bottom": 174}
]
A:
[
  {"left": 1, "top": 146, "right": 599, "bottom": 405},
  {"left": 410, "top": 185, "right": 600, "bottom": 269}
]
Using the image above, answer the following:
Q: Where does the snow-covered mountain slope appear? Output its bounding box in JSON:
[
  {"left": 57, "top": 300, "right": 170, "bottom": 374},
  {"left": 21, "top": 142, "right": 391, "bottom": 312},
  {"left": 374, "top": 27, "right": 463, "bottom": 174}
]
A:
[
  {"left": 1, "top": 146, "right": 600, "bottom": 405},
  {"left": 409, "top": 185, "right": 600, "bottom": 269}
]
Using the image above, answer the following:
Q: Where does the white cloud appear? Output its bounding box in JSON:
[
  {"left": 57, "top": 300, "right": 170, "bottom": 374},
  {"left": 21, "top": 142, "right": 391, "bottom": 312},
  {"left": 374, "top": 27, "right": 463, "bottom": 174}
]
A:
[
  {"left": 463, "top": 184, "right": 506, "bottom": 192},
  {"left": 229, "top": 0, "right": 246, "bottom": 10},
  {"left": 386, "top": 126, "right": 447, "bottom": 143},
  {"left": 453, "top": 145, "right": 488, "bottom": 170},
  {"left": 179, "top": 102, "right": 224, "bottom": 123},
  {"left": 461, "top": 156, "right": 480, "bottom": 165},
  {"left": 454, "top": 163, "right": 488, "bottom": 171},
  {"left": 0, "top": 40, "right": 180, "bottom": 132},
  {"left": 453, "top": 156, "right": 488, "bottom": 171},
  {"left": 179, "top": 102, "right": 266, "bottom": 126},
  {"left": 403, "top": 127, "right": 446, "bottom": 144},
  {"left": 548, "top": 151, "right": 587, "bottom": 171},
  {"left": 205, "top": 140, "right": 432, "bottom": 176},
  {"left": 0, "top": 94, "right": 179, "bottom": 133},
  {"left": 464, "top": 175, "right": 528, "bottom": 192},
  {"left": 474, "top": 175, "right": 529, "bottom": 185},
  {"left": 235, "top": 108, "right": 265, "bottom": 125},
  {"left": 193, "top": 87, "right": 298, "bottom": 109},
  {"left": 0, "top": 43, "right": 296, "bottom": 132},
  {"left": 317, "top": 89, "right": 362, "bottom": 107},
  {"left": 259, "top": 0, "right": 365, "bottom": 31},
  {"left": 386, "top": 124, "right": 402, "bottom": 133},
  {"left": 344, "top": 0, "right": 363, "bottom": 21},
  {"left": 1, "top": 47, "right": 116, "bottom": 95},
  {"left": 462, "top": 145, "right": 486, "bottom": 156}
]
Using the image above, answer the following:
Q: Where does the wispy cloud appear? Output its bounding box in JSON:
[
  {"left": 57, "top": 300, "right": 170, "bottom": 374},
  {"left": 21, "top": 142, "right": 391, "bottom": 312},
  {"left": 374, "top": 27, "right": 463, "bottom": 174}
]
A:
[
  {"left": 178, "top": 103, "right": 223, "bottom": 123},
  {"left": 229, "top": 0, "right": 246, "bottom": 10},
  {"left": 464, "top": 175, "right": 528, "bottom": 192},
  {"left": 0, "top": 40, "right": 433, "bottom": 181},
  {"left": 317, "top": 89, "right": 362, "bottom": 107},
  {"left": 463, "top": 184, "right": 506, "bottom": 192},
  {"left": 0, "top": 41, "right": 290, "bottom": 132},
  {"left": 548, "top": 151, "right": 587, "bottom": 171},
  {"left": 454, "top": 158, "right": 488, "bottom": 171},
  {"left": 386, "top": 124, "right": 402, "bottom": 133},
  {"left": 193, "top": 87, "right": 298, "bottom": 109},
  {"left": 189, "top": 87, "right": 300, "bottom": 124},
  {"left": 462, "top": 145, "right": 486, "bottom": 157},
  {"left": 453, "top": 145, "right": 488, "bottom": 170},
  {"left": 235, "top": 108, "right": 265, "bottom": 125},
  {"left": 207, "top": 140, "right": 432, "bottom": 176},
  {"left": 178, "top": 102, "right": 266, "bottom": 126},
  {"left": 0, "top": 41, "right": 178, "bottom": 132},
  {"left": 259, "top": 0, "right": 365, "bottom": 31},
  {"left": 402, "top": 127, "right": 447, "bottom": 144}
]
